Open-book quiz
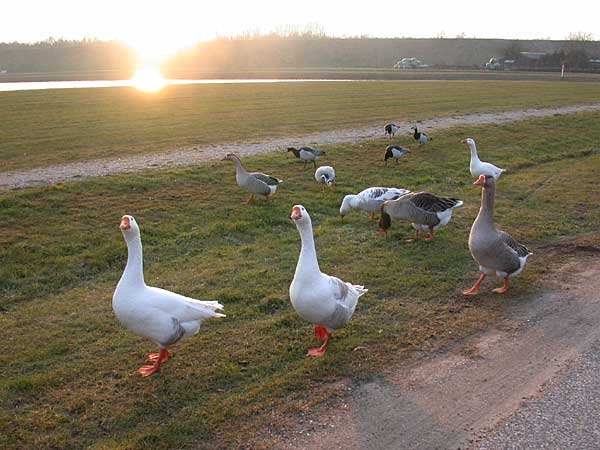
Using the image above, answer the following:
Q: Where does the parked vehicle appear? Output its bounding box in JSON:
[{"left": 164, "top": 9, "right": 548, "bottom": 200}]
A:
[
  {"left": 394, "top": 57, "right": 429, "bottom": 69},
  {"left": 485, "top": 57, "right": 514, "bottom": 70}
]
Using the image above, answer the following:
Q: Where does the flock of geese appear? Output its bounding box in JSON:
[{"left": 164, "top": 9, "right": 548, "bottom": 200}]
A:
[{"left": 112, "top": 124, "right": 531, "bottom": 377}]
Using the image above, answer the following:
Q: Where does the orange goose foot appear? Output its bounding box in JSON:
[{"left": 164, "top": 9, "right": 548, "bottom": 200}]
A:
[
  {"left": 492, "top": 277, "right": 510, "bottom": 293},
  {"left": 137, "top": 349, "right": 170, "bottom": 377},
  {"left": 307, "top": 328, "right": 331, "bottom": 357},
  {"left": 423, "top": 227, "right": 435, "bottom": 241},
  {"left": 463, "top": 273, "right": 486, "bottom": 296}
]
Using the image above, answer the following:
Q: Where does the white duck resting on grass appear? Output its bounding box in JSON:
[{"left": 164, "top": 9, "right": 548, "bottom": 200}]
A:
[
  {"left": 463, "top": 175, "right": 532, "bottom": 295},
  {"left": 113, "top": 215, "right": 225, "bottom": 377},
  {"left": 340, "top": 187, "right": 411, "bottom": 220},
  {"left": 289, "top": 205, "right": 367, "bottom": 357},
  {"left": 463, "top": 137, "right": 505, "bottom": 180},
  {"left": 315, "top": 166, "right": 336, "bottom": 191}
]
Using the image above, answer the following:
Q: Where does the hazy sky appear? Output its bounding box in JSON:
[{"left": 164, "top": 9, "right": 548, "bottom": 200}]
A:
[{"left": 2, "top": 0, "right": 598, "bottom": 59}]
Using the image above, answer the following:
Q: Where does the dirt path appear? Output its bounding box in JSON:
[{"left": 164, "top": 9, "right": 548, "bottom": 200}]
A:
[
  {"left": 272, "top": 242, "right": 600, "bottom": 450},
  {"left": 2, "top": 103, "right": 600, "bottom": 190}
]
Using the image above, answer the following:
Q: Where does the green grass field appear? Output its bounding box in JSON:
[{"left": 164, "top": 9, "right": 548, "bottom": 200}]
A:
[
  {"left": 1, "top": 103, "right": 600, "bottom": 449},
  {"left": 2, "top": 80, "right": 600, "bottom": 171}
]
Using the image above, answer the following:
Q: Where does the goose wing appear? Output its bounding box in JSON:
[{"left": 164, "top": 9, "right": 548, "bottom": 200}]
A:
[
  {"left": 323, "top": 276, "right": 367, "bottom": 330},
  {"left": 146, "top": 287, "right": 225, "bottom": 322},
  {"left": 409, "top": 192, "right": 462, "bottom": 212},
  {"left": 498, "top": 231, "right": 530, "bottom": 257},
  {"left": 250, "top": 172, "right": 282, "bottom": 186}
]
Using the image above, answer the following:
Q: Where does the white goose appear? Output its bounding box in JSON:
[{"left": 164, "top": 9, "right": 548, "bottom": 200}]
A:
[
  {"left": 340, "top": 187, "right": 411, "bottom": 220},
  {"left": 463, "top": 137, "right": 505, "bottom": 180},
  {"left": 113, "top": 215, "right": 225, "bottom": 377},
  {"left": 290, "top": 205, "right": 367, "bottom": 357},
  {"left": 315, "top": 166, "right": 336, "bottom": 191}
]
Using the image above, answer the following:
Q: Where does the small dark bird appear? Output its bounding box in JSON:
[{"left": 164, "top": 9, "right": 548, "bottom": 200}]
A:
[
  {"left": 287, "top": 146, "right": 326, "bottom": 169},
  {"left": 384, "top": 145, "right": 411, "bottom": 165},
  {"left": 411, "top": 126, "right": 432, "bottom": 145},
  {"left": 384, "top": 123, "right": 400, "bottom": 139}
]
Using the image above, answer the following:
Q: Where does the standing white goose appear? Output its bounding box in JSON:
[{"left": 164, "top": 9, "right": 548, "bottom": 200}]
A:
[
  {"left": 113, "top": 215, "right": 225, "bottom": 377},
  {"left": 384, "top": 123, "right": 400, "bottom": 139},
  {"left": 412, "top": 125, "right": 432, "bottom": 145},
  {"left": 384, "top": 145, "right": 411, "bottom": 165},
  {"left": 463, "top": 137, "right": 505, "bottom": 180},
  {"left": 289, "top": 205, "right": 367, "bottom": 357},
  {"left": 223, "top": 153, "right": 283, "bottom": 204},
  {"left": 287, "top": 146, "right": 326, "bottom": 169},
  {"left": 315, "top": 166, "right": 336, "bottom": 191},
  {"left": 340, "top": 187, "right": 411, "bottom": 220},
  {"left": 463, "top": 175, "right": 532, "bottom": 295}
]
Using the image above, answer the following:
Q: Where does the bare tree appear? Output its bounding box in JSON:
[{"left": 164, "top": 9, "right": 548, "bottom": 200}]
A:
[{"left": 567, "top": 32, "right": 594, "bottom": 41}]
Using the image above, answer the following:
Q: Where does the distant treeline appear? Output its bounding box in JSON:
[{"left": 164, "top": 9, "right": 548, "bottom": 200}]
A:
[
  {"left": 0, "top": 38, "right": 136, "bottom": 75},
  {"left": 1, "top": 36, "right": 599, "bottom": 76},
  {"left": 167, "top": 37, "right": 600, "bottom": 71}
]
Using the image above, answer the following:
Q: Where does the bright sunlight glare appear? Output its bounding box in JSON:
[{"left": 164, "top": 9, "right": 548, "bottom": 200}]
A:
[{"left": 130, "top": 65, "right": 167, "bottom": 92}]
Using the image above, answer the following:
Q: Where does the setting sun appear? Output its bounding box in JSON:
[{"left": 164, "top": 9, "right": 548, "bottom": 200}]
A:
[{"left": 130, "top": 65, "right": 167, "bottom": 92}]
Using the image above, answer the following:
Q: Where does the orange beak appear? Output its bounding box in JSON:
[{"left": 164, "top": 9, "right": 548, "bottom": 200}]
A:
[
  {"left": 461, "top": 139, "right": 467, "bottom": 144},
  {"left": 120, "top": 215, "right": 131, "bottom": 230},
  {"left": 290, "top": 206, "right": 302, "bottom": 220},
  {"left": 473, "top": 175, "right": 486, "bottom": 186}
]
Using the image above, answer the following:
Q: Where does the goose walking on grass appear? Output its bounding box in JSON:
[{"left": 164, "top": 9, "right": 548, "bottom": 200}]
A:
[
  {"left": 287, "top": 146, "right": 326, "bottom": 169},
  {"left": 222, "top": 153, "right": 282, "bottom": 204},
  {"left": 340, "top": 187, "right": 411, "bottom": 220},
  {"left": 463, "top": 137, "right": 505, "bottom": 180},
  {"left": 384, "top": 123, "right": 400, "bottom": 139},
  {"left": 379, "top": 192, "right": 463, "bottom": 241},
  {"left": 290, "top": 205, "right": 367, "bottom": 357},
  {"left": 384, "top": 145, "right": 411, "bottom": 165},
  {"left": 463, "top": 175, "right": 532, "bottom": 295},
  {"left": 315, "top": 166, "right": 336, "bottom": 191},
  {"left": 412, "top": 125, "right": 432, "bottom": 145},
  {"left": 113, "top": 215, "right": 225, "bottom": 377}
]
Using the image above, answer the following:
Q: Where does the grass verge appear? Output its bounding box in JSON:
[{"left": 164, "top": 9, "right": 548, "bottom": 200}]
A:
[
  {"left": 2, "top": 80, "right": 600, "bottom": 171},
  {"left": 1, "top": 112, "right": 599, "bottom": 449}
]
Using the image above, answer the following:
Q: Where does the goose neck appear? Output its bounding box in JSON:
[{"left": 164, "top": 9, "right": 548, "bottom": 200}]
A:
[
  {"left": 469, "top": 143, "right": 480, "bottom": 162},
  {"left": 295, "top": 221, "right": 321, "bottom": 276},
  {"left": 120, "top": 233, "right": 146, "bottom": 287},
  {"left": 476, "top": 183, "right": 496, "bottom": 228}
]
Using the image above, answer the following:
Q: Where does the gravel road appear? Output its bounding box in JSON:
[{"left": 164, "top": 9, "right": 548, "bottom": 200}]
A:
[
  {"left": 2, "top": 103, "right": 600, "bottom": 190},
  {"left": 475, "top": 343, "right": 600, "bottom": 450},
  {"left": 271, "top": 244, "right": 600, "bottom": 450}
]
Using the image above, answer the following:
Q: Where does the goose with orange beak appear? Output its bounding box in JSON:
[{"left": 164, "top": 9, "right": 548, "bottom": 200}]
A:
[
  {"left": 113, "top": 215, "right": 225, "bottom": 376},
  {"left": 463, "top": 175, "right": 532, "bottom": 295},
  {"left": 289, "top": 205, "right": 367, "bottom": 357}
]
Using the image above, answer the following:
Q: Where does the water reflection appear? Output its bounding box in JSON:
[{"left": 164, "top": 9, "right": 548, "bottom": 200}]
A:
[{"left": 0, "top": 78, "right": 343, "bottom": 92}]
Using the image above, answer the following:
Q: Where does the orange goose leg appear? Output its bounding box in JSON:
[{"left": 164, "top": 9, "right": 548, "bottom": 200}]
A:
[
  {"left": 138, "top": 348, "right": 170, "bottom": 377},
  {"left": 406, "top": 229, "right": 419, "bottom": 242},
  {"left": 493, "top": 277, "right": 510, "bottom": 293},
  {"left": 463, "top": 273, "right": 486, "bottom": 296},
  {"left": 146, "top": 349, "right": 172, "bottom": 363},
  {"left": 242, "top": 194, "right": 254, "bottom": 204},
  {"left": 307, "top": 326, "right": 332, "bottom": 358},
  {"left": 423, "top": 226, "right": 435, "bottom": 241}
]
